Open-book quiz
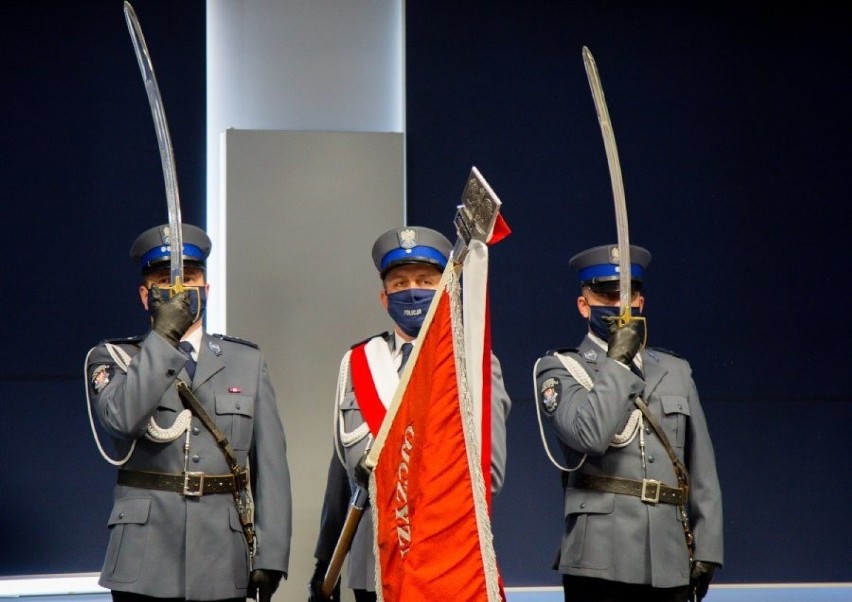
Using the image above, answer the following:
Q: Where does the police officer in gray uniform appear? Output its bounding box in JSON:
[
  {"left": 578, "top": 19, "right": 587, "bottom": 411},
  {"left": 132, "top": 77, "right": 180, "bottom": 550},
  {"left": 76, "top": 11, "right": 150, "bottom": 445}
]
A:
[
  {"left": 534, "top": 244, "right": 723, "bottom": 602},
  {"left": 86, "top": 224, "right": 292, "bottom": 602},
  {"left": 308, "top": 226, "right": 512, "bottom": 602}
]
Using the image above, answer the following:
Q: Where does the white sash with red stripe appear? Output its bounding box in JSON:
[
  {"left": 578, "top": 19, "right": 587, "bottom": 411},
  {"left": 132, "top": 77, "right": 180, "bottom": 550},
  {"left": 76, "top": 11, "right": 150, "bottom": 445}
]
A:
[{"left": 334, "top": 336, "right": 401, "bottom": 464}]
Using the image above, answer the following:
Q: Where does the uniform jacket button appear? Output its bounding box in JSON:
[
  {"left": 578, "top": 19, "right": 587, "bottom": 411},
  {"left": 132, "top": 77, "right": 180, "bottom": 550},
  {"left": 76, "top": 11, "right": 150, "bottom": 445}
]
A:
[{"left": 192, "top": 454, "right": 200, "bottom": 463}]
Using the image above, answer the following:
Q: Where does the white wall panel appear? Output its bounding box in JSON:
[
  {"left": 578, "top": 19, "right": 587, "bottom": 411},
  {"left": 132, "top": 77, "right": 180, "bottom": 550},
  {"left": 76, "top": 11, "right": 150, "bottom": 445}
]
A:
[
  {"left": 223, "top": 129, "right": 403, "bottom": 600},
  {"left": 206, "top": 0, "right": 405, "bottom": 331},
  {"left": 208, "top": 4, "right": 404, "bottom": 597}
]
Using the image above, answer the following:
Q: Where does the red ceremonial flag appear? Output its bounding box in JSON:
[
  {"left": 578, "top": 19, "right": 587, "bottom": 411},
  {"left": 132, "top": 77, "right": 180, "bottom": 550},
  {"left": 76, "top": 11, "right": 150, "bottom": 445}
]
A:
[{"left": 371, "top": 276, "right": 500, "bottom": 601}]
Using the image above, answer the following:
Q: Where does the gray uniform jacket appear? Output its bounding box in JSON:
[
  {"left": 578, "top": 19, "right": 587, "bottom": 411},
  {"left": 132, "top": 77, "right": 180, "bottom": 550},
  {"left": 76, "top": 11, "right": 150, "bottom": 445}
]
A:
[
  {"left": 313, "top": 331, "right": 511, "bottom": 591},
  {"left": 534, "top": 335, "right": 723, "bottom": 588},
  {"left": 87, "top": 330, "right": 292, "bottom": 600}
]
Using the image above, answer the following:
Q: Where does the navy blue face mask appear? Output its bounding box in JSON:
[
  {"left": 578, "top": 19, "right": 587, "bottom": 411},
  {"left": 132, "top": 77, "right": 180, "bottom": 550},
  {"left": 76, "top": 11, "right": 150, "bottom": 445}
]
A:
[
  {"left": 147, "top": 285, "right": 207, "bottom": 323},
  {"left": 386, "top": 288, "right": 435, "bottom": 337},
  {"left": 588, "top": 305, "right": 645, "bottom": 343}
]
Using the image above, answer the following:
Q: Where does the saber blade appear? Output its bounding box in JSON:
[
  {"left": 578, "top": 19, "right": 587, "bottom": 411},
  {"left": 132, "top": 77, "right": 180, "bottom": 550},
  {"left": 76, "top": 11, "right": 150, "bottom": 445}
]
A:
[
  {"left": 582, "top": 46, "right": 632, "bottom": 321},
  {"left": 124, "top": 1, "right": 184, "bottom": 291}
]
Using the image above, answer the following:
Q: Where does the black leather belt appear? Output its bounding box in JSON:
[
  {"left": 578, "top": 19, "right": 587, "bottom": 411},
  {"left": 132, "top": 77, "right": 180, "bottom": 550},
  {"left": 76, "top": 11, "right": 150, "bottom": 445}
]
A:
[
  {"left": 118, "top": 469, "right": 238, "bottom": 496},
  {"left": 574, "top": 473, "right": 685, "bottom": 505}
]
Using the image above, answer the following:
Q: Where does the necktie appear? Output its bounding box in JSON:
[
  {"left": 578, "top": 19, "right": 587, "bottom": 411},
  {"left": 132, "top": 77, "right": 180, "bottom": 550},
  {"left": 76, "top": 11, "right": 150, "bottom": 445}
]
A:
[
  {"left": 178, "top": 341, "right": 196, "bottom": 380},
  {"left": 632, "top": 353, "right": 644, "bottom": 380},
  {"left": 398, "top": 342, "right": 413, "bottom": 375}
]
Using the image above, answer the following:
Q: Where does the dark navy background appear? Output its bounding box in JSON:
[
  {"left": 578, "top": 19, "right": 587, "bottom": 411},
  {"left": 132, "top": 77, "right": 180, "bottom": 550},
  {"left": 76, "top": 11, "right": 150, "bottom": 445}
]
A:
[
  {"left": 405, "top": 2, "right": 851, "bottom": 586},
  {"left": 3, "top": 0, "right": 850, "bottom": 585},
  {"left": 1, "top": 0, "right": 206, "bottom": 573}
]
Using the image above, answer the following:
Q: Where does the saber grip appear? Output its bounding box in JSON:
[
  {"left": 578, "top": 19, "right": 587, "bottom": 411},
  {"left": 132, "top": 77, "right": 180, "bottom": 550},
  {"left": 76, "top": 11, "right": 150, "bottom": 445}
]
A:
[{"left": 606, "top": 315, "right": 648, "bottom": 367}]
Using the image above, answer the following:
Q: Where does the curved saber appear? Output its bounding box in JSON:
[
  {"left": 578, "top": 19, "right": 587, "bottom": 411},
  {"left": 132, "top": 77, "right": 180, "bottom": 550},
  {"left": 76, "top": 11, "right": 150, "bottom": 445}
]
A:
[
  {"left": 124, "top": 1, "right": 184, "bottom": 291},
  {"left": 582, "top": 46, "right": 632, "bottom": 322}
]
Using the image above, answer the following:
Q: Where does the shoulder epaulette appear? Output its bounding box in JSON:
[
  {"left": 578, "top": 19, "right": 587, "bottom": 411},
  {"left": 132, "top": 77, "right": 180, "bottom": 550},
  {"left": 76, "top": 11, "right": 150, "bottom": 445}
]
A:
[
  {"left": 647, "top": 346, "right": 682, "bottom": 359},
  {"left": 546, "top": 347, "right": 578, "bottom": 356},
  {"left": 350, "top": 331, "right": 391, "bottom": 350},
  {"left": 102, "top": 334, "right": 144, "bottom": 346},
  {"left": 212, "top": 333, "right": 259, "bottom": 349}
]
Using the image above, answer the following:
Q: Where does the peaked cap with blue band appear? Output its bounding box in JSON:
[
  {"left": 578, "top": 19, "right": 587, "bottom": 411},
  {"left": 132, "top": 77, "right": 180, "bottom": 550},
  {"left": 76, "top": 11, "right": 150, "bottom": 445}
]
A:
[
  {"left": 129, "top": 223, "right": 212, "bottom": 274},
  {"left": 569, "top": 244, "right": 651, "bottom": 292},
  {"left": 371, "top": 226, "right": 452, "bottom": 278}
]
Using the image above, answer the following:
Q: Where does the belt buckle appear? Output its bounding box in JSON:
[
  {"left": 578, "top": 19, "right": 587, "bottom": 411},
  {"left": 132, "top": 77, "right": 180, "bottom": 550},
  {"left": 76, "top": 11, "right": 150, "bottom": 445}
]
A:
[
  {"left": 641, "top": 478, "right": 661, "bottom": 504},
  {"left": 183, "top": 471, "right": 205, "bottom": 496}
]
